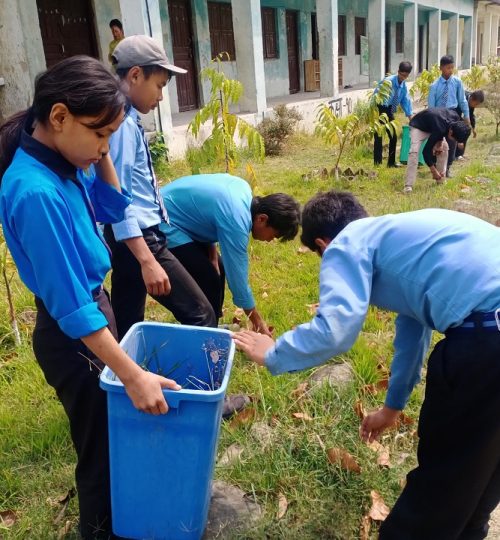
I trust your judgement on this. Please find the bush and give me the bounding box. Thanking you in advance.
[409,64,440,105]
[461,64,488,90]
[484,83,500,136]
[486,56,500,85]
[149,132,169,167]
[257,104,302,156]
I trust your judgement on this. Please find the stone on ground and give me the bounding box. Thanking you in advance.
[309,362,354,390]
[204,481,262,539]
[486,504,500,539]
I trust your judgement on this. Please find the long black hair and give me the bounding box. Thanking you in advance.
[0,55,126,180]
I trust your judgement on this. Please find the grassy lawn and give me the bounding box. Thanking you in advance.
[0,109,499,539]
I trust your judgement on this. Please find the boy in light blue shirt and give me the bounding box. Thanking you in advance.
[428,55,470,177]
[105,35,216,340]
[160,173,301,336]
[235,190,500,539]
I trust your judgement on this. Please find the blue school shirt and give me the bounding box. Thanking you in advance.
[428,75,469,118]
[109,106,165,240]
[376,74,413,117]
[159,174,255,309]
[0,131,131,339]
[264,209,500,410]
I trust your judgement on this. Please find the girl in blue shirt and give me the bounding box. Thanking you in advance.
[0,56,180,539]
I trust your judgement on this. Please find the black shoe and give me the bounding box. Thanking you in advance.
[222,394,251,420]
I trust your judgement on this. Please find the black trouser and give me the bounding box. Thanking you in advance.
[380,327,500,539]
[169,242,226,320]
[446,135,457,170]
[33,289,117,539]
[104,225,216,340]
[374,106,397,166]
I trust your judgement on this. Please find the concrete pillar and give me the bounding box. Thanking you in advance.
[463,16,473,68]
[231,0,266,113]
[404,2,419,80]
[368,0,386,85]
[317,0,339,97]
[118,0,173,132]
[492,15,500,57]
[472,1,478,64]
[447,13,460,65]
[484,12,493,61]
[0,0,45,122]
[428,9,442,67]
[299,11,313,92]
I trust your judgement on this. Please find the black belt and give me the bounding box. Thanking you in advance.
[446,310,500,335]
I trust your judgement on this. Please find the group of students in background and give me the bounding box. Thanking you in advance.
[0,31,498,540]
[374,55,485,193]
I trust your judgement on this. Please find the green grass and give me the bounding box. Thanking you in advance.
[1,110,499,539]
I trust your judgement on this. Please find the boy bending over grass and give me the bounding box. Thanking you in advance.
[234,191,500,539]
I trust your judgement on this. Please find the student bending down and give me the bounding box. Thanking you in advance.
[235,190,500,540]
[404,108,471,193]
[160,173,301,337]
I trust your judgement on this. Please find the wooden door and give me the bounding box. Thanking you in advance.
[37,0,98,68]
[168,0,199,112]
[286,11,300,94]
[385,21,391,75]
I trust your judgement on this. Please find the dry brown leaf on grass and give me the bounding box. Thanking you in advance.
[327,447,361,473]
[306,302,320,315]
[290,382,309,399]
[354,399,367,419]
[397,412,415,427]
[292,412,313,422]
[366,440,391,468]
[57,520,73,539]
[297,245,311,254]
[229,408,256,429]
[277,493,288,520]
[362,378,389,395]
[368,490,390,521]
[0,510,18,528]
[360,514,371,540]
[261,291,269,299]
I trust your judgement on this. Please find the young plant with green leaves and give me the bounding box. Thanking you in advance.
[409,64,441,105]
[0,237,20,346]
[315,105,396,179]
[484,83,500,136]
[486,56,500,85]
[315,80,396,179]
[461,64,489,91]
[187,53,264,176]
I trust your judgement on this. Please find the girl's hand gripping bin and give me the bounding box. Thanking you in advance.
[99,322,235,540]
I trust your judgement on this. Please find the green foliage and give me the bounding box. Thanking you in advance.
[188,53,264,175]
[315,101,397,176]
[257,104,303,156]
[149,132,169,167]
[461,64,488,90]
[409,64,440,105]
[484,83,500,136]
[486,56,500,85]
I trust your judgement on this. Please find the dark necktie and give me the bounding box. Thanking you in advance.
[390,84,400,115]
[440,80,449,107]
[137,118,169,224]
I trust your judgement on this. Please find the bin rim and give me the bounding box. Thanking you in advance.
[99,322,235,403]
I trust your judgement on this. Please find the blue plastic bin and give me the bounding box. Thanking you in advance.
[99,322,235,540]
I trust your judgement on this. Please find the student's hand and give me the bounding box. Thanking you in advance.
[210,258,220,276]
[233,330,275,366]
[360,406,401,442]
[472,128,477,138]
[248,310,273,337]
[407,114,414,122]
[432,141,444,155]
[141,259,171,296]
[429,165,444,181]
[124,370,181,415]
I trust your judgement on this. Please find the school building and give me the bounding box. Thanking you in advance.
[1,0,500,156]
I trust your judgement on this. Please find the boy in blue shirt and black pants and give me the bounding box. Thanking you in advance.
[373,61,413,167]
[235,191,500,539]
[105,35,216,340]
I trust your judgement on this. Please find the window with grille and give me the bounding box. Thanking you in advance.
[208,2,236,60]
[396,22,404,54]
[338,15,347,56]
[261,7,278,59]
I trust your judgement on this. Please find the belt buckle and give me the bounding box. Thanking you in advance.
[495,308,500,331]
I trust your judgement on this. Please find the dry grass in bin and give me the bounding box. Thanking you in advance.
[115,330,230,392]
